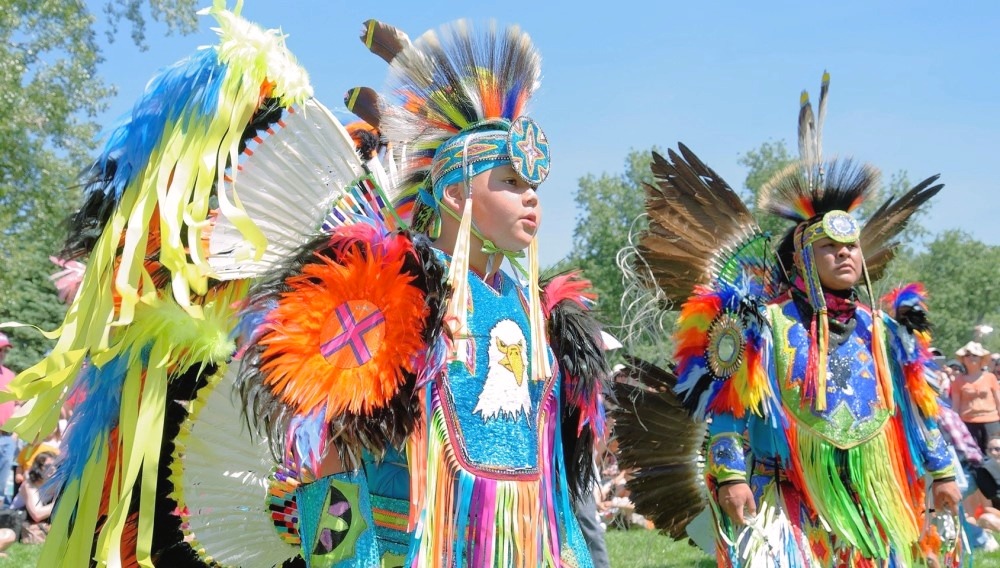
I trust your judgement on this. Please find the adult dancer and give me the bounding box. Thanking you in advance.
[614,74,961,566]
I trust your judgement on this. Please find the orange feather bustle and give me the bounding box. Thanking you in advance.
[677,287,774,418]
[259,241,428,421]
[674,290,719,358]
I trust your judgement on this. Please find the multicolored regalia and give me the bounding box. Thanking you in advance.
[612,75,964,567]
[1,6,607,567]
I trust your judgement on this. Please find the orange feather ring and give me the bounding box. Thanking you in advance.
[259,244,429,421]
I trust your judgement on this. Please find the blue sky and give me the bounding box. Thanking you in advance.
[89,1,1000,267]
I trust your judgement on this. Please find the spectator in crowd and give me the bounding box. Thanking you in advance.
[0,450,57,553]
[951,341,1000,452]
[929,364,1000,550]
[0,334,17,507]
[969,436,1000,544]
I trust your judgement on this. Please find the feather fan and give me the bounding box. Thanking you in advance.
[208,97,366,280]
[611,356,708,539]
[170,366,301,567]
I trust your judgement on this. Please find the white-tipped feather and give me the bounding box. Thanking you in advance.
[209,98,363,279]
[815,71,830,164]
[171,367,299,567]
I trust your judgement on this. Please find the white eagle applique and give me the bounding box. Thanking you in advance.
[474,319,531,422]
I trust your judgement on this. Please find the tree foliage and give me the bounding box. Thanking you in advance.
[737,139,795,239]
[0,1,195,370]
[100,0,197,49]
[892,231,1000,355]
[567,149,655,329]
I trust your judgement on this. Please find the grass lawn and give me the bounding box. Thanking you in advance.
[602,528,1000,568]
[5,532,1000,566]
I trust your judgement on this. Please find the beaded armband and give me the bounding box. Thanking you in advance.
[707,433,747,484]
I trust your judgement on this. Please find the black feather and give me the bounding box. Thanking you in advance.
[611,356,708,540]
[235,229,447,469]
[545,280,611,501]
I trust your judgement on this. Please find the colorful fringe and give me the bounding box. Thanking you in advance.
[674,279,773,420]
[42,283,245,567]
[0,0,310,438]
[788,421,922,562]
[406,386,565,567]
[0,6,313,566]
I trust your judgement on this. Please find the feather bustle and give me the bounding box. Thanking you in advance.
[611,356,707,539]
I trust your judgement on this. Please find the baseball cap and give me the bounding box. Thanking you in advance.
[0,333,10,349]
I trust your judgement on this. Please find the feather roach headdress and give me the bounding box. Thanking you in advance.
[759,72,943,410]
[376,20,552,381]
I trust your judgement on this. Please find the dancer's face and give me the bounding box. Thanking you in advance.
[467,164,542,252]
[813,237,862,291]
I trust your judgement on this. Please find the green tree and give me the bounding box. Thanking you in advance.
[737,139,795,239]
[100,0,197,49]
[900,231,1000,355]
[0,1,196,370]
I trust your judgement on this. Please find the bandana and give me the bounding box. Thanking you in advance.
[792,276,857,324]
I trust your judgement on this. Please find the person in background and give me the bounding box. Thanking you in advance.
[951,341,1000,452]
[969,435,1000,546]
[0,450,57,552]
[0,333,18,507]
[931,364,999,551]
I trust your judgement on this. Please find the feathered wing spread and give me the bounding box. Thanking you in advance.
[639,144,782,303]
[633,144,781,417]
[612,356,707,539]
[617,144,781,538]
[859,174,943,280]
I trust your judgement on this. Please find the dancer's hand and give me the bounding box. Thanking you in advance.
[932,479,961,514]
[716,482,756,524]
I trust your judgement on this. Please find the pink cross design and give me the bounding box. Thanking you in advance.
[321,303,384,366]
